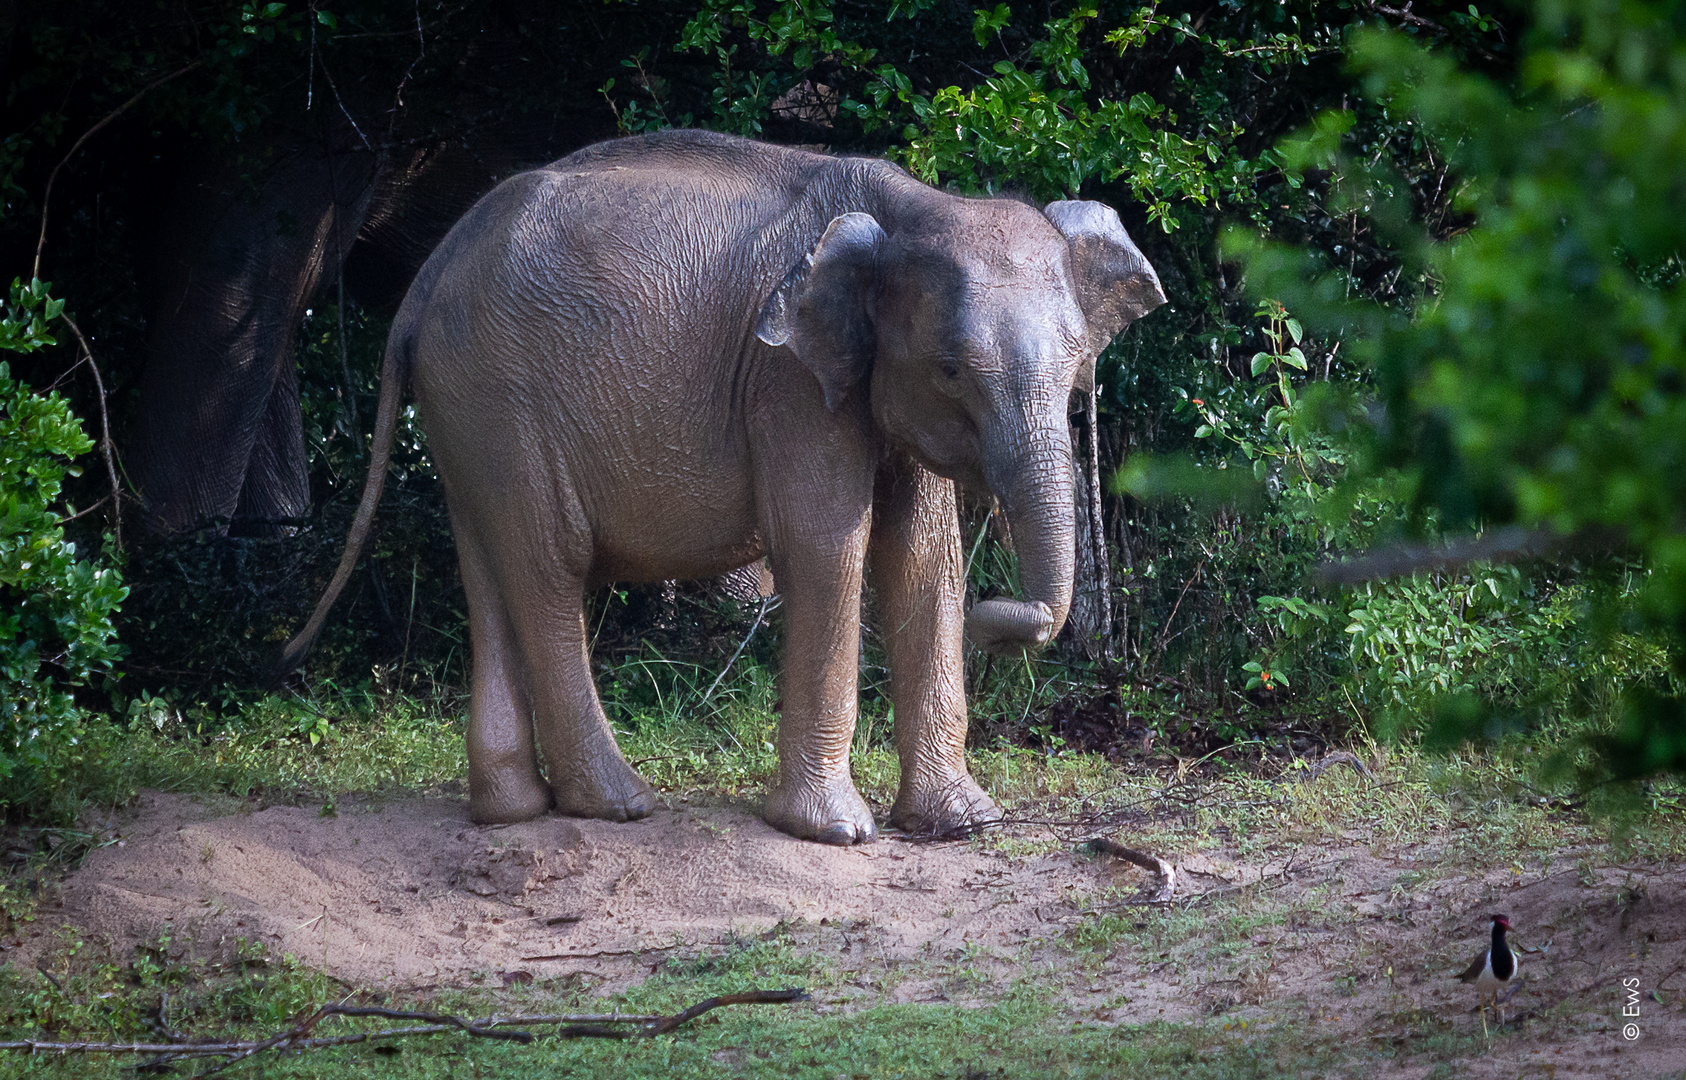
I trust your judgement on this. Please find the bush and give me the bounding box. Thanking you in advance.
[1235,0,1686,784]
[0,280,126,814]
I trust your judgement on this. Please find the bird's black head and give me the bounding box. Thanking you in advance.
[1491,914,1511,930]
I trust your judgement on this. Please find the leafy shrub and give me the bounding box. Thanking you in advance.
[0,280,126,813]
[1236,0,1686,782]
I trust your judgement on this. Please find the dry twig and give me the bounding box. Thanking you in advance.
[55,314,124,548]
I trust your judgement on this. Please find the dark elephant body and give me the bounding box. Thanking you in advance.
[292,129,1163,842]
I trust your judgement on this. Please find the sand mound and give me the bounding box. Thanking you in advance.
[36,791,1117,989]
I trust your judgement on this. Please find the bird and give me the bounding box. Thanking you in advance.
[1456,913,1518,1036]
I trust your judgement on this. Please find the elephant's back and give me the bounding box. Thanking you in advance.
[411,136,831,375]
[402,135,832,581]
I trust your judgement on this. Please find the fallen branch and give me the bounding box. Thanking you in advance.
[519,940,722,961]
[1081,838,1177,904]
[0,989,809,1071]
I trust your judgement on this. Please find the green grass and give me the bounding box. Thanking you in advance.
[33,662,1685,883]
[1,928,1356,1080]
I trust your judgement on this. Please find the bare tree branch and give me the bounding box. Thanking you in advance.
[1313,525,1566,584]
[33,62,203,281]
[1,990,810,1071]
[57,314,124,550]
[1361,3,1500,61]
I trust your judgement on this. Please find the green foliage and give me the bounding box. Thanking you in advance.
[0,931,343,1060]
[836,3,1317,219]
[1113,293,1360,703]
[1234,0,1686,781]
[0,281,125,814]
[1344,568,1579,716]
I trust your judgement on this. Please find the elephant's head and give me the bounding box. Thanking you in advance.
[757,196,1165,654]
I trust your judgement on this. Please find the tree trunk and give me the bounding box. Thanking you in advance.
[1066,391,1114,661]
[1106,410,1134,669]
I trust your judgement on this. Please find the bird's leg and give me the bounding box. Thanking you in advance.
[1480,992,1489,1039]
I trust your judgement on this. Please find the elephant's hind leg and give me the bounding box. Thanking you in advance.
[458,525,549,822]
[457,529,553,824]
[870,458,1001,834]
[493,534,657,823]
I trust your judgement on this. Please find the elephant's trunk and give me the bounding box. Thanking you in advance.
[966,433,1076,655]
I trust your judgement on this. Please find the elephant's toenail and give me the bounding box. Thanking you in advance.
[815,822,874,846]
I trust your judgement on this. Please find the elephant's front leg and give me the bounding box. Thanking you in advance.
[763,514,878,845]
[870,458,1001,834]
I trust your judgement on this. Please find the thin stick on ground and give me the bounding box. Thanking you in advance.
[0,989,810,1072]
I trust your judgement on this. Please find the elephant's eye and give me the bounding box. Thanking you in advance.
[940,361,961,380]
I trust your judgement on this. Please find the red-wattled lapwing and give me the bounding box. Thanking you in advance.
[1456,914,1518,1036]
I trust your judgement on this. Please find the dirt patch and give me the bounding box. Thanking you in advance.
[17,791,1116,990]
[7,789,1683,1076]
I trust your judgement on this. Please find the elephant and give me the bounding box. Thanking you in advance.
[282,129,1164,844]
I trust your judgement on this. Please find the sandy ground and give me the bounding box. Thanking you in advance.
[21,791,1101,989]
[6,789,1683,1076]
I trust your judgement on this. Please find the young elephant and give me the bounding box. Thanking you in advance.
[283,130,1163,844]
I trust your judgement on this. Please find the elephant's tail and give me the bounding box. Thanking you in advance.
[272,333,413,681]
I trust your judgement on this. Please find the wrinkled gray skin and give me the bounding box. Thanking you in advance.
[348,130,1162,843]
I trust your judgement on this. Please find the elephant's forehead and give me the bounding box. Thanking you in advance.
[899,280,1086,362]
[892,251,1077,326]
[897,230,1067,281]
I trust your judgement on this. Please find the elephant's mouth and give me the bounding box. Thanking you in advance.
[915,455,990,496]
[896,424,988,494]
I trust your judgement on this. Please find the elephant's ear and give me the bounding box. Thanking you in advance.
[756,212,885,410]
[1044,201,1167,376]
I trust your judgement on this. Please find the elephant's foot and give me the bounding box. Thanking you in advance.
[551,757,658,823]
[468,763,554,824]
[889,771,1000,836]
[764,773,878,845]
